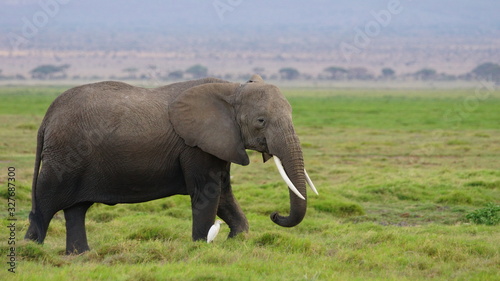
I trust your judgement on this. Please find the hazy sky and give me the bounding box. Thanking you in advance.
[1,0,498,32]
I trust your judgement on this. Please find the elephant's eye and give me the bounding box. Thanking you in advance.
[256,117,266,128]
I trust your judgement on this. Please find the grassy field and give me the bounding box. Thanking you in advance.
[0,84,499,280]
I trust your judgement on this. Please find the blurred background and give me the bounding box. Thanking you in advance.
[1,0,499,84]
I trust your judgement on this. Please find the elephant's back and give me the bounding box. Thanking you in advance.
[44,81,162,116]
[41,81,176,156]
[44,81,167,125]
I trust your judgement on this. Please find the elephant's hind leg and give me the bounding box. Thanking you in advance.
[64,202,93,255]
[25,171,62,244]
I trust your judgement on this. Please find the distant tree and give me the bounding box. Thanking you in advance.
[324,66,347,80]
[30,64,70,79]
[186,64,208,78]
[347,67,373,80]
[471,62,500,82]
[122,67,138,79]
[168,70,184,80]
[381,68,395,78]
[414,68,437,80]
[279,67,300,80]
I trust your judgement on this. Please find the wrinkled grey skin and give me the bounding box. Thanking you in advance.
[25,75,307,254]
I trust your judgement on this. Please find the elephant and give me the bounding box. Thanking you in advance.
[24,74,317,254]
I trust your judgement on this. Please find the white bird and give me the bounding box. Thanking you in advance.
[207,220,224,243]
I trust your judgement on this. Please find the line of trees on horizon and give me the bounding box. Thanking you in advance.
[1,62,499,83]
[304,63,500,82]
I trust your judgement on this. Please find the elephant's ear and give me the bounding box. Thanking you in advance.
[169,83,250,166]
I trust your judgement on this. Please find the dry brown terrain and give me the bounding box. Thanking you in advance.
[2,33,498,82]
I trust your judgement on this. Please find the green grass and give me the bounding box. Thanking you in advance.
[466,203,500,226]
[1,85,499,280]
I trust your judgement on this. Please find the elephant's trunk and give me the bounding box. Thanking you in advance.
[268,123,307,227]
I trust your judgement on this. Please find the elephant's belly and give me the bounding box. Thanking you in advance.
[91,163,189,204]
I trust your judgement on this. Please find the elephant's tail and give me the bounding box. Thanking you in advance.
[30,126,44,213]
[25,125,47,243]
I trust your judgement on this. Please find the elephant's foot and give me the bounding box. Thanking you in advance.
[24,223,39,242]
[228,223,249,238]
[64,202,93,255]
[65,243,90,255]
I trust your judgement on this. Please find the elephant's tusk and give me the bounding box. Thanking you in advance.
[304,169,319,195]
[273,156,306,200]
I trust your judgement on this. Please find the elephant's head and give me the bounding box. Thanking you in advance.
[170,75,317,227]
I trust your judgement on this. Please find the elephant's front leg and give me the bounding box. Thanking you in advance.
[181,148,224,241]
[217,163,249,237]
[190,183,221,241]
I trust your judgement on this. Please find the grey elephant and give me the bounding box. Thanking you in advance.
[24,75,317,254]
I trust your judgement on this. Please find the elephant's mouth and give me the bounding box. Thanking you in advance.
[262,152,272,163]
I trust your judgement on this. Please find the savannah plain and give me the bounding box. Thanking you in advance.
[1,1,500,280]
[0,84,499,280]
